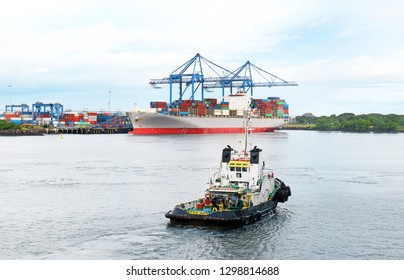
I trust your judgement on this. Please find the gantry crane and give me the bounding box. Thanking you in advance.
[5,104,30,113]
[31,102,64,125]
[149,53,298,104]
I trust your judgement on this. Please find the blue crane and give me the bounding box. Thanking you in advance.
[31,102,64,126]
[208,60,298,97]
[5,104,30,113]
[149,53,298,103]
[150,53,233,104]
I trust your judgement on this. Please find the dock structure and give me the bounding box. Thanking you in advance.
[46,127,132,134]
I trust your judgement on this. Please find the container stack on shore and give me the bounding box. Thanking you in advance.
[0,110,132,129]
[1,112,33,125]
[95,112,131,129]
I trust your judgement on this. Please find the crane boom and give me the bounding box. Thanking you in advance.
[149,53,297,103]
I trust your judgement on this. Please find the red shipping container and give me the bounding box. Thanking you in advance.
[175,100,192,105]
[155,102,167,109]
[197,108,206,114]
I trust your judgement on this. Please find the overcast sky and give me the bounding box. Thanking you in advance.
[1,0,403,115]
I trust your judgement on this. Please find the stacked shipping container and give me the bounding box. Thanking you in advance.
[148,97,289,119]
[250,97,289,119]
[0,110,132,129]
[88,112,97,125]
[0,111,50,125]
[150,102,167,109]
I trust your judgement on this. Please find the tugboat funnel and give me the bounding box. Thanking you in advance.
[250,147,262,164]
[222,146,232,163]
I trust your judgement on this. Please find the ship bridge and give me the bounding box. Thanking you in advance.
[228,160,251,180]
[218,145,264,187]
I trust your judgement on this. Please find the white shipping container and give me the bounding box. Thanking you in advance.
[236,110,244,116]
[224,94,251,110]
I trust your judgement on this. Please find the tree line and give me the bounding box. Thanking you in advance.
[0,120,21,131]
[294,113,404,132]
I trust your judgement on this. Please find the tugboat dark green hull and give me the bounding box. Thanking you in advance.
[165,181,291,227]
[166,199,278,226]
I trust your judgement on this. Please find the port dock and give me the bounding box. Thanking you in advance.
[47,127,131,134]
[1,102,133,135]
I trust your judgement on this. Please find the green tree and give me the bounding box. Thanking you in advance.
[293,113,404,132]
[295,113,316,124]
[0,120,21,131]
[354,118,371,132]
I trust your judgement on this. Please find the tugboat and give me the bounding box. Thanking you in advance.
[165,117,291,226]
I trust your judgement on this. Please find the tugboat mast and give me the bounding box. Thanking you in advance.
[244,109,252,154]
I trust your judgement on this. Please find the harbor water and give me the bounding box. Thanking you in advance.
[0,131,403,260]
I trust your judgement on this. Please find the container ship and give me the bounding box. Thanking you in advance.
[128,53,296,135]
[129,92,289,135]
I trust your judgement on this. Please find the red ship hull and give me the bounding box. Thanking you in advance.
[128,127,276,135]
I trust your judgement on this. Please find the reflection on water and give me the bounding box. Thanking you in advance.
[162,208,292,260]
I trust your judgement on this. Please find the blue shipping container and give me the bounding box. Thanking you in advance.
[10,120,22,125]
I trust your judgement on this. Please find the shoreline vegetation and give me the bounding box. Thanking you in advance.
[0,120,44,136]
[2,113,404,135]
[283,113,404,133]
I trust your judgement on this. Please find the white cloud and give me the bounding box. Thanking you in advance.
[1,0,404,114]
